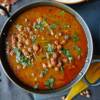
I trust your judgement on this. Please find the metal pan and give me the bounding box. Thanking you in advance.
[0,0,98,94]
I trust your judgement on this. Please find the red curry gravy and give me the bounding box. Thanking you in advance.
[6,6,87,90]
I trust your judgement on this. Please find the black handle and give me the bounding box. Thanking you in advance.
[0,5,10,17]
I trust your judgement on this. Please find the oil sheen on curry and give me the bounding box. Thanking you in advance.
[6,6,87,90]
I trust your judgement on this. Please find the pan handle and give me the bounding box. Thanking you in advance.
[0,5,10,17]
[90,57,100,86]
[83,56,100,87]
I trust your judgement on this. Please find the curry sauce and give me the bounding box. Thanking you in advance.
[6,6,87,90]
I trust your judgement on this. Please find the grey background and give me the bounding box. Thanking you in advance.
[0,0,100,100]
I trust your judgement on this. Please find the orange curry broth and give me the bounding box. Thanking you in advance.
[6,6,87,90]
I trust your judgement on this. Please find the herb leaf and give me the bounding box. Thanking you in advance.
[46,43,54,54]
[40,68,48,77]
[61,48,73,62]
[32,35,36,44]
[33,18,46,31]
[33,22,44,31]
[60,66,64,73]
[63,24,71,29]
[45,77,55,89]
[74,45,81,56]
[13,47,31,66]
[59,11,65,16]
[72,32,79,43]
[50,24,57,30]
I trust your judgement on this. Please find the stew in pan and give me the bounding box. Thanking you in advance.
[6,6,87,90]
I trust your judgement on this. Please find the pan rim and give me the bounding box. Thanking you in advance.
[0,0,93,94]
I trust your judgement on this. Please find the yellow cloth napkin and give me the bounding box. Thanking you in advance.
[65,60,100,100]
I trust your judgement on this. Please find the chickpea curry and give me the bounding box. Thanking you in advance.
[6,6,87,90]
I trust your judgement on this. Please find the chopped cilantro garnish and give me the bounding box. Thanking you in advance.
[63,24,71,29]
[13,47,31,66]
[72,32,79,43]
[45,77,55,89]
[46,43,54,54]
[74,45,81,56]
[50,24,57,30]
[59,11,65,16]
[32,35,36,44]
[61,48,73,62]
